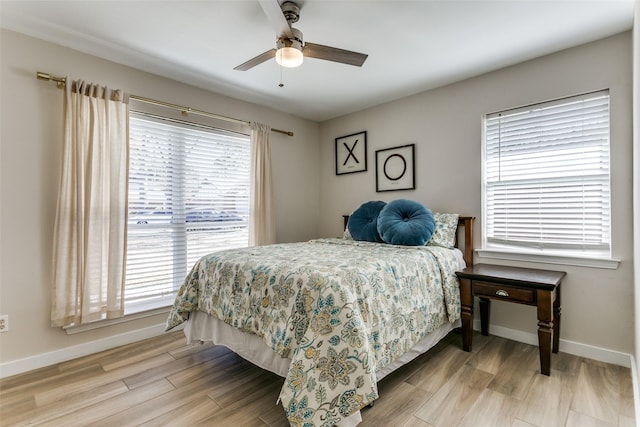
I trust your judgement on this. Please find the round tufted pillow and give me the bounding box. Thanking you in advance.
[377,199,436,246]
[348,200,387,242]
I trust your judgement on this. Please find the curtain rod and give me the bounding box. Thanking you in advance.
[36,71,294,137]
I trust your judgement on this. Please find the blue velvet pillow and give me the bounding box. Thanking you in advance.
[377,199,436,246]
[348,201,387,242]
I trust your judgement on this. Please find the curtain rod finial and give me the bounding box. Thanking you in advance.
[37,71,66,88]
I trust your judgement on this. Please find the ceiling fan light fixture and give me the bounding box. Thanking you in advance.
[234,1,368,71]
[275,27,304,68]
[275,46,303,67]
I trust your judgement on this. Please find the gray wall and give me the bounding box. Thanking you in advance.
[633,0,640,409]
[319,32,634,357]
[0,28,635,373]
[0,30,321,367]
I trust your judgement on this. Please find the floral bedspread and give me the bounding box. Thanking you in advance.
[165,238,462,426]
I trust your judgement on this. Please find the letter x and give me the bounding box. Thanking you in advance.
[343,140,360,166]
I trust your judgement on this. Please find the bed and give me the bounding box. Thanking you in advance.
[166,204,474,426]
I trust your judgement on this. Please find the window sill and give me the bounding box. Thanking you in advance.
[63,306,171,335]
[476,249,620,270]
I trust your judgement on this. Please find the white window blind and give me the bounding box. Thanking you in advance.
[483,90,610,257]
[125,112,250,314]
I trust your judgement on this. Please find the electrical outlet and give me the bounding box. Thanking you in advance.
[0,315,8,333]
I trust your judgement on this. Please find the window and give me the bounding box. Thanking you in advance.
[482,90,611,260]
[125,112,250,314]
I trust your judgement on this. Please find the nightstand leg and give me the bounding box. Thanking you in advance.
[459,278,473,352]
[537,290,553,376]
[553,286,561,353]
[479,297,490,336]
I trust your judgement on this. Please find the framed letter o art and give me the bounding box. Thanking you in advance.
[375,144,415,192]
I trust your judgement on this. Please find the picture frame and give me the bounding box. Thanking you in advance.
[375,144,415,192]
[335,131,367,175]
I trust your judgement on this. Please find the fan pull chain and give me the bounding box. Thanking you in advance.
[279,64,284,87]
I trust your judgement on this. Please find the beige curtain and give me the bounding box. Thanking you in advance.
[249,122,276,246]
[51,79,129,327]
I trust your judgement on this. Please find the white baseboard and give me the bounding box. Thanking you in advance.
[631,355,640,427]
[0,323,182,379]
[0,321,632,379]
[474,320,632,368]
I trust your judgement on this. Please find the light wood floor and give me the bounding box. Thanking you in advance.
[0,329,635,426]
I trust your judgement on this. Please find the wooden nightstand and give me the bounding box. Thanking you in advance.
[455,263,566,376]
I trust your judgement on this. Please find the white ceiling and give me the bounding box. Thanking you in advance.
[0,0,635,122]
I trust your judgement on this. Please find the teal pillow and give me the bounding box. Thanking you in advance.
[348,201,386,242]
[377,199,435,246]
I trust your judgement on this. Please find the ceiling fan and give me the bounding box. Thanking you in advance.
[234,0,368,71]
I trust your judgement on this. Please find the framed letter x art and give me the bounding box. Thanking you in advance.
[376,144,415,192]
[335,131,367,175]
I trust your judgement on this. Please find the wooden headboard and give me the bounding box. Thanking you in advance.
[456,216,474,266]
[342,214,475,266]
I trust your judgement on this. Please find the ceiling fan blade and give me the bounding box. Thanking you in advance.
[234,49,277,71]
[258,0,293,39]
[303,42,368,67]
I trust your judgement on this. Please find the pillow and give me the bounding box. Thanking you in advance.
[343,227,353,240]
[377,199,436,246]
[428,213,460,249]
[347,201,387,242]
